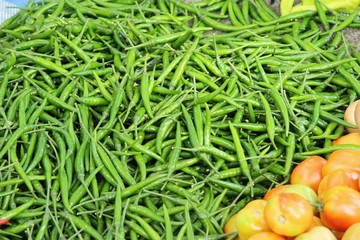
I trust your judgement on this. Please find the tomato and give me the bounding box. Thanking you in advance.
[317,169,359,199]
[332,132,360,146]
[235,199,270,240]
[294,226,337,240]
[309,216,323,228]
[247,231,286,240]
[264,185,291,200]
[322,150,360,176]
[282,184,318,213]
[223,214,239,239]
[264,193,314,237]
[342,222,360,240]
[264,184,318,214]
[320,186,360,232]
[290,156,327,193]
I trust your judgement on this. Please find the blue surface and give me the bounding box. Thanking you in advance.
[0,0,32,24]
[0,1,19,24]
[6,0,29,6]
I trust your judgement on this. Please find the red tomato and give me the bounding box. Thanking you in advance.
[294,226,337,240]
[320,186,360,232]
[290,156,327,193]
[264,193,314,237]
[247,231,286,240]
[332,133,360,146]
[223,214,239,239]
[317,169,359,200]
[322,150,360,176]
[342,222,360,240]
[235,199,270,240]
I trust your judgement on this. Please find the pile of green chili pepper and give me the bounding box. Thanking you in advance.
[0,0,359,239]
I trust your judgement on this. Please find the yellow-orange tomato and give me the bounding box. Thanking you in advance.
[294,226,337,240]
[332,133,360,146]
[247,231,286,240]
[264,193,314,237]
[322,150,360,176]
[286,217,324,240]
[223,214,239,239]
[290,156,327,193]
[235,199,270,240]
[342,222,360,240]
[317,169,359,199]
[309,216,324,228]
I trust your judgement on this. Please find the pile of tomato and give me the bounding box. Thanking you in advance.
[224,129,360,239]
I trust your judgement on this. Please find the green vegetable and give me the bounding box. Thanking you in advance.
[0,0,359,238]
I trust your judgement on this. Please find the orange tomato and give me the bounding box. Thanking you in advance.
[309,216,323,228]
[290,156,327,193]
[322,150,360,176]
[264,185,291,200]
[294,226,337,240]
[264,184,318,214]
[332,132,360,146]
[321,186,360,232]
[235,199,270,240]
[247,231,286,240]
[342,222,360,240]
[264,193,314,237]
[317,169,359,199]
[223,214,239,239]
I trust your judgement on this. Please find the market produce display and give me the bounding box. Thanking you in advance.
[224,131,360,239]
[0,0,359,239]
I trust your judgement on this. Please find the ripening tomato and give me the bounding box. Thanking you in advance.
[320,186,360,232]
[235,199,270,240]
[282,184,318,213]
[264,185,291,200]
[309,216,324,228]
[263,184,291,200]
[264,184,318,214]
[317,169,359,199]
[285,216,324,240]
[332,132,360,146]
[322,150,360,176]
[290,156,327,193]
[223,214,239,239]
[342,222,360,240]
[294,226,337,240]
[247,231,286,240]
[264,193,314,237]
